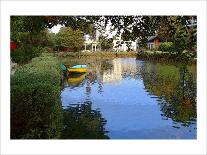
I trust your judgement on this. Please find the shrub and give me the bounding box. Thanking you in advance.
[158,42,173,52]
[43,47,54,53]
[11,45,42,63]
[171,37,187,54]
[11,46,26,63]
[11,54,63,139]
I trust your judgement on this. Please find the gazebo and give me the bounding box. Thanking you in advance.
[84,40,97,52]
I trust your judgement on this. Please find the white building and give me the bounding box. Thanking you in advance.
[84,30,139,52]
[102,58,137,83]
[83,30,101,52]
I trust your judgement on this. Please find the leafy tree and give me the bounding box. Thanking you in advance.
[98,16,196,50]
[11,29,56,63]
[11,15,196,53]
[98,35,113,51]
[55,27,84,51]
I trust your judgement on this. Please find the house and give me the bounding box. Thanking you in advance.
[83,30,100,52]
[84,39,97,52]
[147,31,164,50]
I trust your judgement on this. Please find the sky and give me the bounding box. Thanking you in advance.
[49,24,63,34]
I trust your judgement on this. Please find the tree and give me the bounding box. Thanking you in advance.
[98,35,113,51]
[11,16,196,52]
[55,27,84,51]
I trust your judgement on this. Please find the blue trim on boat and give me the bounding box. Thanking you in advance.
[71,65,87,68]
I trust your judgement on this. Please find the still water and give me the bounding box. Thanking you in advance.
[61,58,197,139]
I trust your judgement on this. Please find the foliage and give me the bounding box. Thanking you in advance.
[62,101,109,139]
[11,54,63,139]
[10,16,58,34]
[136,51,196,63]
[55,27,84,51]
[11,45,43,63]
[11,16,196,50]
[98,35,113,51]
[171,25,187,54]
[11,30,56,63]
[186,26,197,51]
[11,17,56,63]
[158,42,173,52]
[59,16,97,34]
[125,41,132,52]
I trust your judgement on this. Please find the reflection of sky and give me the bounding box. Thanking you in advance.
[61,58,196,139]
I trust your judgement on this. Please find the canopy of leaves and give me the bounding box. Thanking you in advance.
[55,27,84,51]
[11,15,197,51]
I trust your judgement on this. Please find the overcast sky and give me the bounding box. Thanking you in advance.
[49,24,63,34]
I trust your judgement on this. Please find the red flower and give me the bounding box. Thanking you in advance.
[11,41,17,51]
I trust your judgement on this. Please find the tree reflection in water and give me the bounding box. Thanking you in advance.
[62,101,109,139]
[141,63,196,128]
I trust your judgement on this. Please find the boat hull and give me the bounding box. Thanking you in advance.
[68,68,87,73]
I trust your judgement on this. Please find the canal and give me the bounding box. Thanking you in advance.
[60,57,197,139]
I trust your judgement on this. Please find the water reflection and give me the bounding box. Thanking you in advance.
[61,58,197,139]
[62,101,109,139]
[100,58,138,83]
[141,63,197,128]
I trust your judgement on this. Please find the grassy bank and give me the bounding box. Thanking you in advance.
[56,51,137,59]
[56,50,196,64]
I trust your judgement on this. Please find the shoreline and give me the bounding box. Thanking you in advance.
[56,51,197,64]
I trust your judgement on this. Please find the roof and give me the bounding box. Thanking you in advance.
[147,35,164,42]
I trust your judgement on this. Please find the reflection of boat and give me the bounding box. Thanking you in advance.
[68,65,87,73]
[67,72,88,85]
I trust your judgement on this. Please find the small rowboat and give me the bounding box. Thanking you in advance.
[68,65,88,73]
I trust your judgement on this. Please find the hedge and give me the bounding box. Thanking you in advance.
[158,42,173,52]
[11,53,63,139]
[11,45,43,64]
[136,51,196,64]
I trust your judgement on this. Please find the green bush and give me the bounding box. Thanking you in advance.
[171,38,187,54]
[11,45,42,63]
[158,42,173,52]
[11,46,26,63]
[11,54,63,139]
